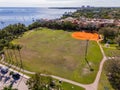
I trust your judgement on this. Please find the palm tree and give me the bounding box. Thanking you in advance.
[26,73,62,90]
[5,43,12,66]
[11,44,19,67]
[8,43,15,65]
[27,73,50,90]
[16,44,22,69]
[8,44,20,70]
[15,44,24,88]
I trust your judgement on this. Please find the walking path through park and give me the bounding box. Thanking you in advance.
[0,41,108,90]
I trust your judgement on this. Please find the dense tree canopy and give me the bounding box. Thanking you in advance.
[0,23,27,51]
[3,86,17,90]
[28,20,102,32]
[99,27,118,43]
[106,59,120,90]
[26,73,62,90]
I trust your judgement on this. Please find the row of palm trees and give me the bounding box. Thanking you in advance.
[0,23,27,90]
[1,43,23,90]
[3,43,63,90]
[4,43,23,71]
[0,23,26,69]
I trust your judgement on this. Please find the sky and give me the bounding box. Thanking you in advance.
[0,0,120,7]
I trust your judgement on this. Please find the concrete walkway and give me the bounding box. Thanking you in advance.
[0,41,107,90]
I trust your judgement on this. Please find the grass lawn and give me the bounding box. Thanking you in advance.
[11,28,102,84]
[101,43,120,57]
[62,82,85,90]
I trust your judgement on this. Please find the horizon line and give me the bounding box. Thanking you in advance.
[0,6,120,8]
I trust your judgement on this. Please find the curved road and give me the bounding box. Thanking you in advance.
[0,41,107,90]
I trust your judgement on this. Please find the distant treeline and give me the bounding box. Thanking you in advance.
[49,7,120,10]
[28,20,116,32]
[49,7,81,9]
[28,20,79,31]
[62,7,120,19]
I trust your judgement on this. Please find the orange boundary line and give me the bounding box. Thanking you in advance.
[72,32,99,41]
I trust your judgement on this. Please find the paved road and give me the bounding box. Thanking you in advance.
[0,41,107,90]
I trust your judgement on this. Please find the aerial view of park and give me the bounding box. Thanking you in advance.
[0,0,120,90]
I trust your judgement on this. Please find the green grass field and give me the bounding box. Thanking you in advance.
[62,82,85,90]
[11,28,102,84]
[101,43,120,57]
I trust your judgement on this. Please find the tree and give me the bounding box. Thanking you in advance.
[99,27,118,43]
[12,44,19,66]
[26,73,62,90]
[7,43,15,65]
[115,35,120,47]
[4,43,13,65]
[3,86,17,90]
[16,44,22,69]
[106,59,120,90]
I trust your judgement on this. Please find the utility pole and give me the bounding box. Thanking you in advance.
[85,40,89,58]
[84,40,94,71]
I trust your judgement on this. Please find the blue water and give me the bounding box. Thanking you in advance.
[0,7,76,29]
